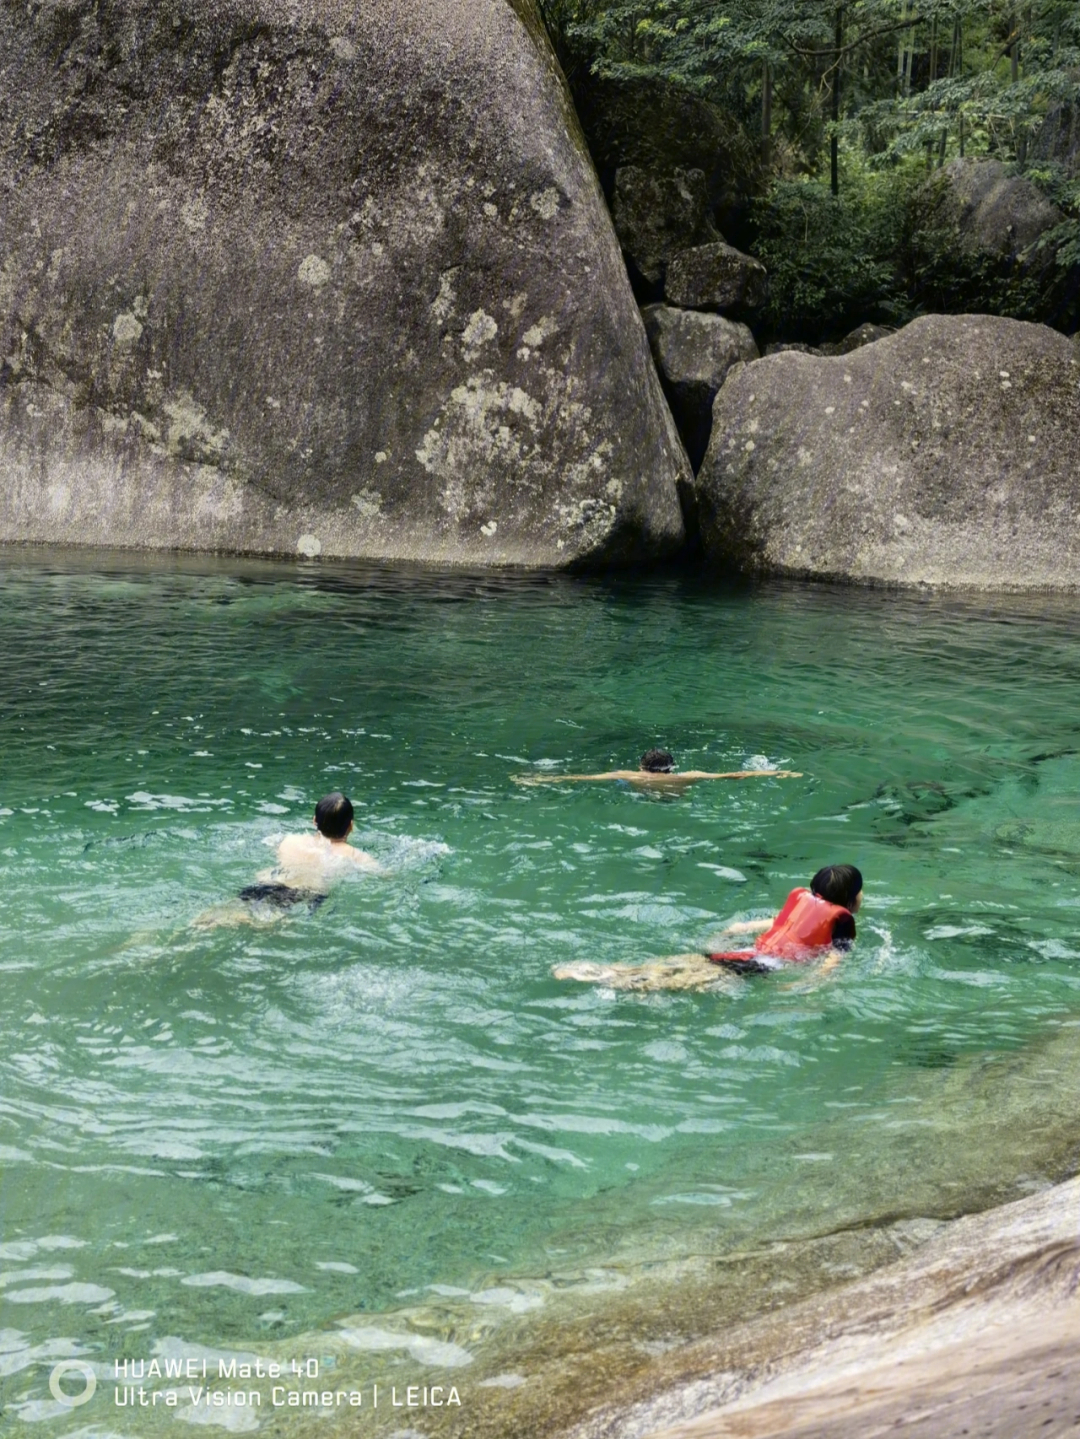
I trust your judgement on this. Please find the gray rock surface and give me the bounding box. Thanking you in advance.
[642,305,758,472]
[665,242,768,313]
[0,0,688,567]
[820,322,895,355]
[918,157,1062,259]
[697,314,1080,587]
[611,167,719,291]
[763,342,822,357]
[1033,98,1080,177]
[630,1173,1080,1439]
[571,75,757,219]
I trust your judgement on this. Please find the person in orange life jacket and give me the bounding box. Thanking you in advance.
[708,864,863,976]
[551,864,861,992]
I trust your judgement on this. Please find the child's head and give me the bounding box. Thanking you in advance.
[810,864,863,911]
[315,791,354,840]
[640,749,675,773]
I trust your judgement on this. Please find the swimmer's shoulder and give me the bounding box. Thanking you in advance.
[277,832,323,863]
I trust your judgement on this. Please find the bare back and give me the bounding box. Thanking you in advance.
[273,832,382,889]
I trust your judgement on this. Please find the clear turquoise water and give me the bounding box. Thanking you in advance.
[4,550,1080,1423]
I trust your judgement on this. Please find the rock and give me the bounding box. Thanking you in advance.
[916,157,1062,261]
[909,159,1076,329]
[0,0,688,568]
[570,74,758,222]
[820,323,895,356]
[664,242,768,314]
[1032,98,1080,177]
[635,1173,1080,1439]
[697,314,1080,587]
[642,305,758,473]
[763,342,823,357]
[611,167,719,294]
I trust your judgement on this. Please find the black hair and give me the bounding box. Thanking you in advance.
[810,864,863,909]
[315,791,354,840]
[640,749,675,773]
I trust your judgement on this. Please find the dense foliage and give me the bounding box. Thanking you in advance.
[539,0,1080,335]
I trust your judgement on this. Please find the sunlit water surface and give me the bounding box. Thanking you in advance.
[4,550,1080,1430]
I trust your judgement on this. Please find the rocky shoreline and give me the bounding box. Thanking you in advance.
[568,1170,1080,1439]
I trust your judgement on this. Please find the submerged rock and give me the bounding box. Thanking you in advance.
[664,242,768,314]
[0,0,688,567]
[641,306,758,473]
[611,167,720,293]
[697,314,1080,588]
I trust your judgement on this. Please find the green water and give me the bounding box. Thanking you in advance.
[4,549,1080,1427]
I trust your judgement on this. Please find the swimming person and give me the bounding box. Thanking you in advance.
[553,864,862,991]
[515,748,802,791]
[196,791,385,927]
[705,864,862,975]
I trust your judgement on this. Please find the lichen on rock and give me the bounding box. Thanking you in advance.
[0,0,688,568]
[697,314,1080,589]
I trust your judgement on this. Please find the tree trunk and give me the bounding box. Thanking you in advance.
[956,17,964,157]
[762,60,772,168]
[926,15,938,170]
[831,6,842,197]
[897,2,908,94]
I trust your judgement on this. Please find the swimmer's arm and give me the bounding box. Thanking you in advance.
[717,918,773,937]
[512,771,627,785]
[680,770,803,780]
[777,949,844,990]
[346,846,390,876]
[817,949,843,976]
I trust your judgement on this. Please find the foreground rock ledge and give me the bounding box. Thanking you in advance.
[570,1173,1080,1439]
[698,314,1080,588]
[0,0,687,567]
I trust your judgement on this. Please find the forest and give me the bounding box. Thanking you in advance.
[538,0,1080,339]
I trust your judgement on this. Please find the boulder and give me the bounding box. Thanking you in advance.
[820,323,896,356]
[915,157,1061,261]
[0,0,688,568]
[610,167,719,294]
[764,342,823,357]
[665,242,768,314]
[1032,99,1080,178]
[697,314,1080,588]
[909,160,1076,329]
[569,74,758,221]
[641,305,758,472]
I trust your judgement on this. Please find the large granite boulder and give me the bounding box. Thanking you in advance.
[820,322,896,356]
[919,157,1062,259]
[908,157,1077,326]
[569,74,758,222]
[0,0,688,567]
[641,305,758,472]
[665,242,768,314]
[1032,99,1080,177]
[610,167,719,294]
[697,314,1080,587]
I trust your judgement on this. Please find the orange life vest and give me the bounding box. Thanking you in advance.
[708,888,854,967]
